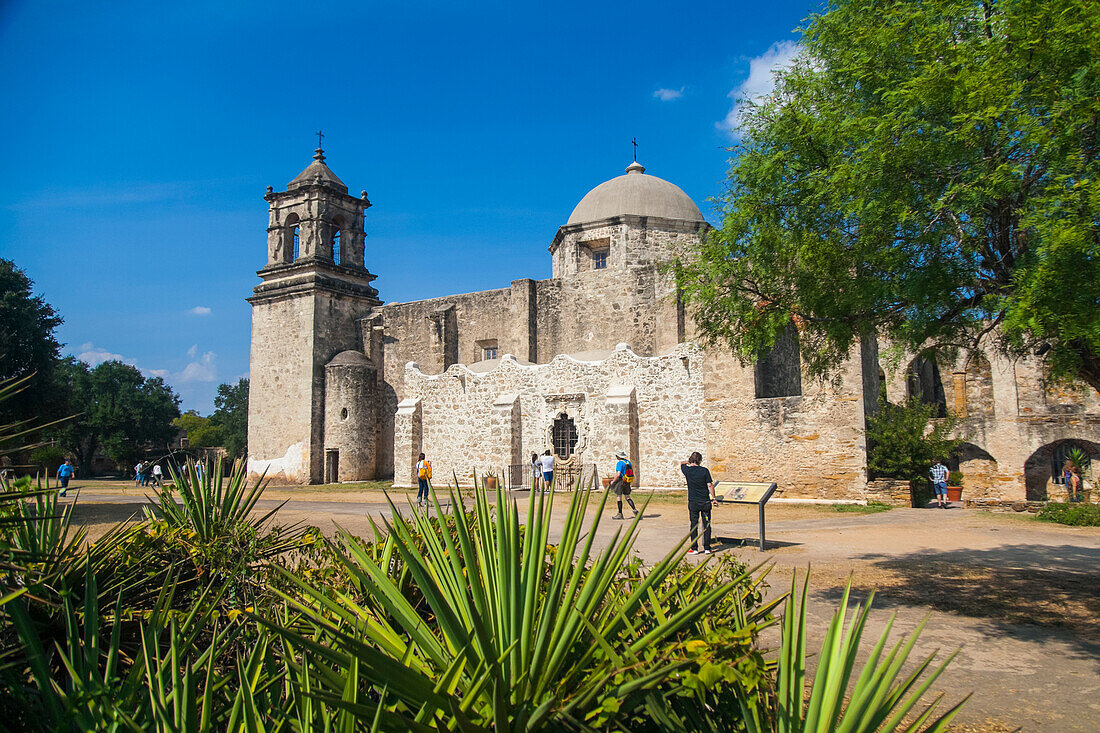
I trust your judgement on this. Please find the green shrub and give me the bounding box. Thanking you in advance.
[1036,502,1100,526]
[865,398,962,482]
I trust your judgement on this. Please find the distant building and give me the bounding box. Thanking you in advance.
[247,149,1100,502]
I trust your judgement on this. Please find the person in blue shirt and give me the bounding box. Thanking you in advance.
[610,449,638,520]
[57,459,75,497]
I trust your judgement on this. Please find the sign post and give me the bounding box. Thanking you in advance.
[713,481,778,550]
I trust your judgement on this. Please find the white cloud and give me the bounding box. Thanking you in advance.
[187,344,198,359]
[653,87,685,102]
[77,342,136,368]
[719,40,802,136]
[188,306,212,316]
[178,351,218,383]
[147,369,170,378]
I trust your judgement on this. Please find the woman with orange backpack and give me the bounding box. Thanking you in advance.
[416,453,432,508]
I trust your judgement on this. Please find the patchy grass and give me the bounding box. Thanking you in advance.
[832,501,892,514]
[1036,502,1100,526]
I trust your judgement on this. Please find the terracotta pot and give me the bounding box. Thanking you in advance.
[602,477,613,489]
[485,477,498,490]
[946,486,963,502]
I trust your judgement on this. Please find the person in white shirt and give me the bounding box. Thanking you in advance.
[539,450,555,493]
[151,463,163,487]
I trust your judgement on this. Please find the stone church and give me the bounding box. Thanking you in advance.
[247,148,1100,502]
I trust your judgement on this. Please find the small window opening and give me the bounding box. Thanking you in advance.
[292,226,300,260]
[476,338,499,361]
[552,413,579,458]
[755,322,803,398]
[906,354,947,417]
[340,407,349,420]
[592,250,608,269]
[333,230,341,264]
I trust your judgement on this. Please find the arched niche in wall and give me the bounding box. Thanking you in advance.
[1023,438,1100,501]
[964,353,995,418]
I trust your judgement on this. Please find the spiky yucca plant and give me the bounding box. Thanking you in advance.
[263,481,777,730]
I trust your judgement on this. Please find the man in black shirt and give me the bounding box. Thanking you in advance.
[680,452,718,555]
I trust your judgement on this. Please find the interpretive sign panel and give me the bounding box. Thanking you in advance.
[713,481,778,550]
[718,482,775,504]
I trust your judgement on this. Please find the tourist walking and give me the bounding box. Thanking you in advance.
[1064,460,1081,502]
[610,449,638,519]
[134,461,144,486]
[531,452,541,491]
[539,450,555,493]
[57,459,75,497]
[680,452,717,554]
[416,453,432,508]
[151,462,163,488]
[929,460,949,508]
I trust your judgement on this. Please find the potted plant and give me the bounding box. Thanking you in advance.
[946,471,963,503]
[483,471,499,490]
[1066,447,1092,503]
[602,476,613,489]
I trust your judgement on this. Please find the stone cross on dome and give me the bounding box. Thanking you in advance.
[632,137,638,162]
[314,130,325,162]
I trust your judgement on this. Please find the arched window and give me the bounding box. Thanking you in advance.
[283,211,301,259]
[552,413,578,458]
[755,321,802,398]
[906,354,946,417]
[333,229,341,265]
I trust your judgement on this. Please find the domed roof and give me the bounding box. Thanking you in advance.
[288,149,348,193]
[327,350,371,367]
[566,161,704,226]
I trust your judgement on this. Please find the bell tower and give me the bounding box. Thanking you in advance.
[246,145,381,484]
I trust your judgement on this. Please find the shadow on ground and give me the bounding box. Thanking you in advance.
[67,501,143,526]
[816,543,1100,660]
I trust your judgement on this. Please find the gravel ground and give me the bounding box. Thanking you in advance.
[61,482,1100,732]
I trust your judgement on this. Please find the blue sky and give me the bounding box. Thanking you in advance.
[0,0,814,413]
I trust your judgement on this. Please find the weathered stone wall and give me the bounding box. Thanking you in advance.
[247,269,378,484]
[391,344,707,488]
[880,346,1100,502]
[247,294,317,484]
[700,345,870,500]
[323,360,378,481]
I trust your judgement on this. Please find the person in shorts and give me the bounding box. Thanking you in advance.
[531,452,541,491]
[929,460,949,508]
[610,449,638,519]
[57,459,75,497]
[680,452,717,554]
[539,450,555,493]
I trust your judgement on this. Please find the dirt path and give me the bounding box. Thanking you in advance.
[63,484,1100,731]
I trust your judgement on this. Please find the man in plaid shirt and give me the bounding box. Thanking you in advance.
[929,460,949,508]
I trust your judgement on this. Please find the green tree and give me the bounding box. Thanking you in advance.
[211,378,247,459]
[679,0,1100,391]
[54,359,181,474]
[865,398,963,483]
[0,259,64,426]
[173,411,224,448]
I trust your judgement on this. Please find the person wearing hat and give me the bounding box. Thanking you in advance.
[610,449,638,520]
